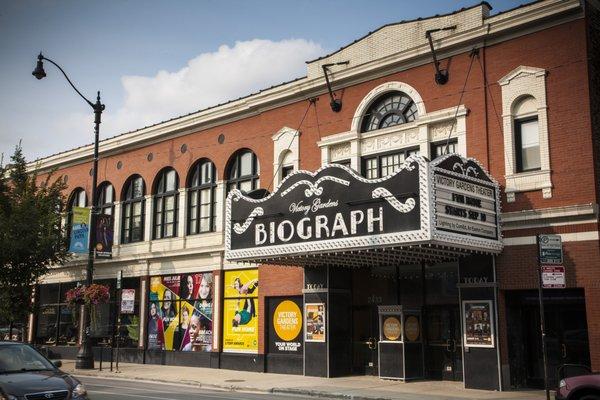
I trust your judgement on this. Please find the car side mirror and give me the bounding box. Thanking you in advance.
[51,360,62,368]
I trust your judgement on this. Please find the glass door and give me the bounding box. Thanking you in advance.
[425,305,463,381]
[352,305,379,375]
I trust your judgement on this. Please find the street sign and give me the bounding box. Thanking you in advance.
[538,234,562,264]
[541,265,566,288]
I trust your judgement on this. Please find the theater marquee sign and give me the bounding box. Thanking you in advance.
[225,154,502,263]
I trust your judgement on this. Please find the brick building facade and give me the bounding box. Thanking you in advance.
[23,0,600,391]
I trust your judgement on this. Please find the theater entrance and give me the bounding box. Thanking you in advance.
[424,305,463,381]
[351,267,398,376]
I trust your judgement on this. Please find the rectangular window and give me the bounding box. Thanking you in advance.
[281,165,294,178]
[515,118,541,172]
[431,140,458,159]
[362,148,419,179]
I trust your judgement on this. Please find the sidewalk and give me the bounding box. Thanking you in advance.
[61,360,548,400]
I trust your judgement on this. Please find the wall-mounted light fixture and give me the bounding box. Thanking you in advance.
[322,61,349,112]
[425,26,456,85]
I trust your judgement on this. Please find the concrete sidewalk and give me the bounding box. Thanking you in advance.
[61,360,548,400]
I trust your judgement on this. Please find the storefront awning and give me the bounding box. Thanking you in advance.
[225,154,502,267]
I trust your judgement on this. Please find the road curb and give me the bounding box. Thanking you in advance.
[72,370,395,400]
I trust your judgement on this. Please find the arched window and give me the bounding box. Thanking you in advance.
[226,150,260,193]
[280,150,294,179]
[153,168,178,239]
[187,159,216,235]
[360,92,419,133]
[513,96,540,172]
[96,182,115,215]
[66,188,86,239]
[121,175,145,244]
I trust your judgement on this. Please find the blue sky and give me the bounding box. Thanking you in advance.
[0,0,529,162]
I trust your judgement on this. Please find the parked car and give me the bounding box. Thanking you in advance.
[556,364,600,400]
[0,342,88,400]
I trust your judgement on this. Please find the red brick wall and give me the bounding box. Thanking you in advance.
[257,265,303,354]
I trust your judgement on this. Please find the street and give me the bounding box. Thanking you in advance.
[79,376,316,400]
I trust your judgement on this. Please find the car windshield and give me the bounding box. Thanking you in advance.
[0,344,55,373]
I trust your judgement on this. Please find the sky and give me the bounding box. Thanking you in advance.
[0,0,529,163]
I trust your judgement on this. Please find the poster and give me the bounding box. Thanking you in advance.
[120,289,135,314]
[94,214,114,259]
[223,269,259,353]
[462,300,494,348]
[68,207,90,253]
[304,303,325,342]
[148,272,214,351]
[269,297,302,353]
[382,316,401,341]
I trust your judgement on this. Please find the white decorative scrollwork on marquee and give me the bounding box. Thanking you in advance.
[233,207,264,234]
[452,162,479,178]
[371,187,416,213]
[280,176,350,198]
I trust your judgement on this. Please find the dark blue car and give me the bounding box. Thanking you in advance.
[0,342,88,400]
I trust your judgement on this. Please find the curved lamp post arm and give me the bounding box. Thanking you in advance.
[37,53,97,110]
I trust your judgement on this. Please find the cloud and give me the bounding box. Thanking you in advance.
[105,38,325,135]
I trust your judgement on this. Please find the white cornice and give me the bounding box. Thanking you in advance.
[29,0,583,173]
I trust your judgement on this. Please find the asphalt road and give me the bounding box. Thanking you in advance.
[79,376,315,400]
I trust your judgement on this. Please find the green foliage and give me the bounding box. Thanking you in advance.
[126,315,140,341]
[0,144,69,324]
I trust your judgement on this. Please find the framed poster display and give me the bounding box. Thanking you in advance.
[304,303,325,342]
[462,300,494,348]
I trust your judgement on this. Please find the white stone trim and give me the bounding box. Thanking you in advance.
[272,126,300,187]
[504,231,599,246]
[499,65,552,202]
[318,102,467,172]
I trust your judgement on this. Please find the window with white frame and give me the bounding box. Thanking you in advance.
[187,159,216,234]
[499,66,551,201]
[362,148,419,179]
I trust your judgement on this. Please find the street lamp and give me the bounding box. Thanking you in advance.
[33,52,105,369]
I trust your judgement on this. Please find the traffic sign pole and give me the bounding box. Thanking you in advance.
[537,235,551,400]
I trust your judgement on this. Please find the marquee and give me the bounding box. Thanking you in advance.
[225,154,502,267]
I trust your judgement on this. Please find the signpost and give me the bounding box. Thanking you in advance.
[537,234,564,400]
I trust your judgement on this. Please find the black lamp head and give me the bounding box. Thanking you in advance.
[32,53,46,80]
[330,99,342,113]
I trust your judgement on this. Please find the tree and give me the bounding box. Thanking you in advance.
[0,144,69,329]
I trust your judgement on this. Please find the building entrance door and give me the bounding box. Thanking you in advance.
[507,289,590,388]
[352,305,379,376]
[424,305,463,381]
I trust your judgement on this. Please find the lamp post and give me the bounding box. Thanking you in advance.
[33,52,105,369]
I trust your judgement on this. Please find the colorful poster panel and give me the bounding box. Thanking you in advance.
[223,269,259,353]
[305,303,325,342]
[94,214,114,259]
[462,300,494,348]
[181,273,214,352]
[69,207,90,253]
[268,297,302,354]
[223,269,259,299]
[148,273,214,351]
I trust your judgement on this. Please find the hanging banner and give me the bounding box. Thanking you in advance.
[120,289,135,314]
[268,297,302,353]
[69,207,90,253]
[95,214,114,259]
[305,303,325,342]
[148,272,214,351]
[222,269,259,353]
